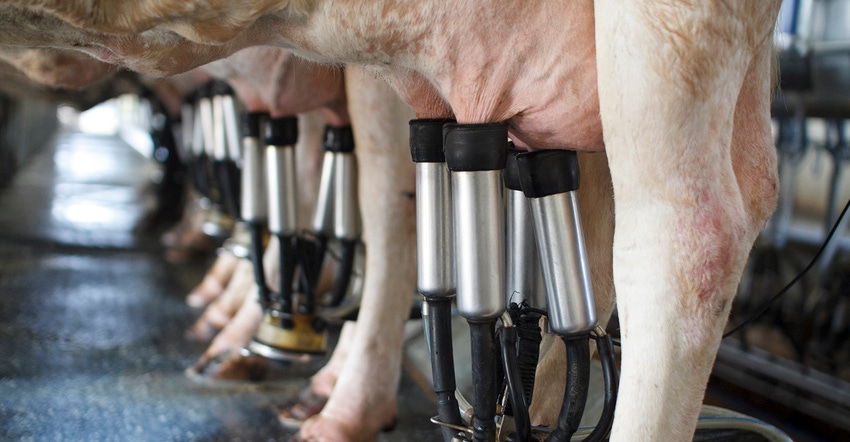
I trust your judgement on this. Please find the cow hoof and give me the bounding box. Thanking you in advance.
[164,243,212,264]
[184,320,219,342]
[186,282,224,308]
[292,414,397,442]
[186,350,269,381]
[275,390,329,429]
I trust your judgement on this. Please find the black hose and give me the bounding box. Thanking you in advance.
[515,311,542,408]
[295,234,327,314]
[500,326,531,442]
[191,154,213,200]
[213,160,240,219]
[248,221,271,307]
[546,335,590,442]
[226,161,241,214]
[582,333,618,442]
[325,238,358,307]
[469,320,498,442]
[425,298,464,441]
[277,234,297,329]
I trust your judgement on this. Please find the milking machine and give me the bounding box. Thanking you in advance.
[238,111,273,318]
[410,119,463,442]
[178,87,218,231]
[249,116,327,358]
[196,83,233,239]
[208,82,252,259]
[239,111,322,360]
[307,125,361,309]
[502,148,545,424]
[444,122,508,442]
[415,121,617,441]
[179,90,211,206]
[515,150,617,442]
[246,121,363,360]
[210,81,243,223]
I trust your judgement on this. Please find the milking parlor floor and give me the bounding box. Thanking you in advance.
[0,130,440,442]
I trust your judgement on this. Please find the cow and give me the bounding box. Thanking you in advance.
[184,54,421,440]
[0,41,417,436]
[181,47,378,384]
[0,1,783,440]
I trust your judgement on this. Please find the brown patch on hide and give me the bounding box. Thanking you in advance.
[639,0,781,100]
[10,48,117,89]
[13,0,316,44]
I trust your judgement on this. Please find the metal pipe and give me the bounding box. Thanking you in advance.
[451,170,505,320]
[311,151,336,237]
[516,150,596,335]
[504,149,545,309]
[333,152,361,240]
[212,94,227,161]
[221,94,242,162]
[198,93,216,159]
[417,163,455,295]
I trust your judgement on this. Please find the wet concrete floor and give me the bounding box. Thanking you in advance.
[0,131,441,441]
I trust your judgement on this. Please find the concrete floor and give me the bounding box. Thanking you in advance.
[0,130,440,441]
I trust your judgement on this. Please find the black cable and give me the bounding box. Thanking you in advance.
[424,298,463,442]
[295,234,326,314]
[248,221,271,307]
[546,336,590,442]
[277,234,297,329]
[500,325,531,442]
[724,195,850,339]
[469,320,498,442]
[583,333,619,442]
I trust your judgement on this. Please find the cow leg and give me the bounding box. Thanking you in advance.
[186,257,255,342]
[297,66,416,441]
[187,281,268,380]
[594,2,780,440]
[186,251,241,308]
[311,320,357,397]
[274,321,356,427]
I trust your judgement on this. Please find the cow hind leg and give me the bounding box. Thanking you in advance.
[186,251,241,308]
[296,66,417,441]
[186,258,254,342]
[594,2,780,440]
